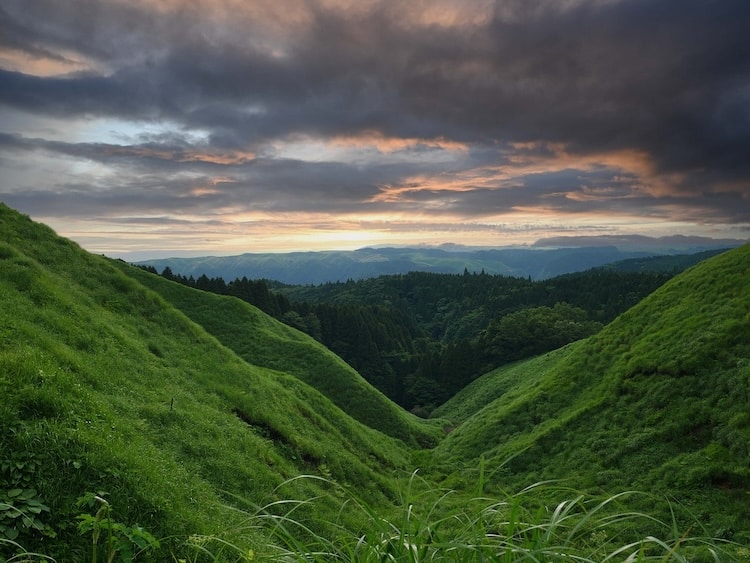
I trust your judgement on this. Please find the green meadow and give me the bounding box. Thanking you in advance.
[1,203,747,561]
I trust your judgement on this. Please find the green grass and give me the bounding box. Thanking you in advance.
[429,245,750,541]
[174,474,744,562]
[432,345,574,424]
[118,263,444,448]
[0,205,415,559]
[1,204,747,560]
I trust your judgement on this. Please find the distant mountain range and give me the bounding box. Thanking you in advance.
[135,235,745,284]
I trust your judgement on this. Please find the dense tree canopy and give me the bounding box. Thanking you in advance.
[143,265,672,412]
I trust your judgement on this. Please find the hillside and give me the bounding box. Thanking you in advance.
[137,248,726,414]
[1,204,747,560]
[432,345,574,424]
[278,269,673,341]
[116,262,442,447]
[430,245,750,541]
[0,204,420,559]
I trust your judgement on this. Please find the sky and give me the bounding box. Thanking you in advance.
[1,0,749,258]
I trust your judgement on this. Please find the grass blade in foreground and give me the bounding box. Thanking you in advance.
[186,475,742,562]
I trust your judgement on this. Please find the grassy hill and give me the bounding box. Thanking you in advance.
[432,345,574,424]
[1,204,746,560]
[0,204,421,559]
[430,244,750,541]
[116,262,443,447]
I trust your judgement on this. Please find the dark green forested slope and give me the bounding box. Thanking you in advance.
[118,262,443,447]
[431,245,750,540]
[601,248,729,273]
[269,269,671,409]
[279,268,670,342]
[146,253,701,413]
[0,204,415,559]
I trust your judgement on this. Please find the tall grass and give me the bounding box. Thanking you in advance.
[181,473,741,562]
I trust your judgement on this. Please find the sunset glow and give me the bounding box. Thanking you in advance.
[1,0,748,258]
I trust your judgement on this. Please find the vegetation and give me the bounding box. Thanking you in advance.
[120,263,442,447]
[176,474,741,562]
[0,203,747,560]
[430,244,750,544]
[0,204,416,559]
[600,248,729,274]
[145,264,671,411]
[432,346,573,424]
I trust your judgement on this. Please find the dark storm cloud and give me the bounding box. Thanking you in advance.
[3,2,746,134]
[0,131,417,217]
[0,0,748,227]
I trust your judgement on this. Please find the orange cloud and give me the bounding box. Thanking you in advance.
[0,47,101,77]
[506,141,654,177]
[329,130,468,153]
[390,0,494,28]
[185,176,236,197]
[369,141,692,209]
[370,166,516,204]
[502,142,700,199]
[563,186,631,202]
[100,145,256,165]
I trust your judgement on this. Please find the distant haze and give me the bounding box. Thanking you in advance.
[135,240,743,285]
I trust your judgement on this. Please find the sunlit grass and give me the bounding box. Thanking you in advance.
[430,245,750,541]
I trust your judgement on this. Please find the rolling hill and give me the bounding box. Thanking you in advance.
[1,203,747,560]
[116,262,442,447]
[430,244,750,541]
[0,204,427,559]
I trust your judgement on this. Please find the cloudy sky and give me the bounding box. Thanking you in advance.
[1,0,749,258]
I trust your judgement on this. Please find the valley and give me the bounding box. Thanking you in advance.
[1,203,748,561]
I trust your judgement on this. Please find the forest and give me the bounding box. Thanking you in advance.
[142,265,674,412]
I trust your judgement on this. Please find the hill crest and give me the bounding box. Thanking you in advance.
[431,244,750,537]
[0,204,428,557]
